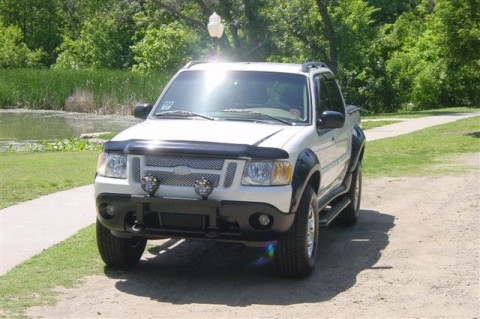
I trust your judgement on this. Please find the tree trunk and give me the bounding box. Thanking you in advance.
[315,0,338,75]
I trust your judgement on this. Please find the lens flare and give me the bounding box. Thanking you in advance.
[249,244,276,268]
[266,244,275,258]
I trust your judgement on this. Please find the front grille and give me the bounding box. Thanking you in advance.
[146,155,224,169]
[131,155,238,188]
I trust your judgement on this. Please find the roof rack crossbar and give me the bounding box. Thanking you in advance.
[301,62,328,72]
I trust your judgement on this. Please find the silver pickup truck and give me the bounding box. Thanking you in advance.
[95,61,365,278]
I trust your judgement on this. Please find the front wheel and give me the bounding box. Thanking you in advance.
[96,219,147,268]
[275,185,319,278]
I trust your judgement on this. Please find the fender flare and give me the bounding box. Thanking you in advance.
[349,125,366,172]
[290,149,321,213]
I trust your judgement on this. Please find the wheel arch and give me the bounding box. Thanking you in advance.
[349,125,366,172]
[290,149,321,213]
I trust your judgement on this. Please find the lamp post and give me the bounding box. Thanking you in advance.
[208,12,224,55]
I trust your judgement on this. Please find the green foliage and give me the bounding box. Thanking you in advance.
[0,0,479,112]
[40,138,103,152]
[0,68,169,110]
[434,0,480,106]
[131,22,192,73]
[0,0,62,65]
[3,139,102,153]
[375,0,480,111]
[0,22,44,68]
[55,10,136,69]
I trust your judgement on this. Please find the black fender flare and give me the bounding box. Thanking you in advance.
[349,125,366,172]
[290,149,321,213]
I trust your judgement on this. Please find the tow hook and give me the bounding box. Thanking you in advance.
[132,222,145,232]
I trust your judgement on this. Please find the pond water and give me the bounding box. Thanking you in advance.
[0,109,140,144]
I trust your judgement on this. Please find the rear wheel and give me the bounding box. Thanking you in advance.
[96,219,147,268]
[275,185,319,278]
[336,162,362,227]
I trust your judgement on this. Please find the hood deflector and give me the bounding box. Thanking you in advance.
[104,140,289,159]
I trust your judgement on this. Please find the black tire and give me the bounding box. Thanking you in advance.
[96,219,147,268]
[275,185,319,278]
[336,162,362,227]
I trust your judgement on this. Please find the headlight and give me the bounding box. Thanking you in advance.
[97,153,127,179]
[242,160,292,186]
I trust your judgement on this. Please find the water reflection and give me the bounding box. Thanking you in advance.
[0,109,140,142]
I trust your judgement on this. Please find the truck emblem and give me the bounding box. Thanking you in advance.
[173,166,191,175]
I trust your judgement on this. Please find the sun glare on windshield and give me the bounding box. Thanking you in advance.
[204,67,227,93]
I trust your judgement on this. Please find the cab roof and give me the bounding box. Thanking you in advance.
[183,61,331,75]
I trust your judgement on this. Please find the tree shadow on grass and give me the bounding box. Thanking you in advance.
[105,209,394,306]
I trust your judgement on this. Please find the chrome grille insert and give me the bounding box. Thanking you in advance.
[146,155,224,169]
[132,158,141,183]
[224,162,237,187]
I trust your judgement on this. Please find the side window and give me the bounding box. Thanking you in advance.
[315,74,345,116]
[324,79,345,115]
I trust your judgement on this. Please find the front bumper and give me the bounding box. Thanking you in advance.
[96,193,295,243]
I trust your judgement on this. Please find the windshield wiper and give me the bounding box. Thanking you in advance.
[220,109,292,125]
[155,110,215,121]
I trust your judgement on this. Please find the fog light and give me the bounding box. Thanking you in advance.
[105,204,115,216]
[258,214,271,226]
[141,174,159,196]
[194,177,213,199]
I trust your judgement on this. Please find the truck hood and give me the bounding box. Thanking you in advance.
[112,119,306,149]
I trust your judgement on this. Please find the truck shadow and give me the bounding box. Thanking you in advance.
[105,209,394,306]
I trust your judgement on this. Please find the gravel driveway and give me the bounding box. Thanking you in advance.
[27,154,479,318]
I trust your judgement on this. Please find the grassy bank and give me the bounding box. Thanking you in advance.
[361,106,479,119]
[0,69,170,113]
[0,151,99,209]
[363,116,480,177]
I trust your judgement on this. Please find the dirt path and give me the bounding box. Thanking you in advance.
[28,155,479,319]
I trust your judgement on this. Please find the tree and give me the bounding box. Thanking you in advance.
[382,0,479,110]
[0,22,43,68]
[433,0,480,106]
[131,22,194,73]
[146,0,272,60]
[54,1,140,69]
[0,0,61,65]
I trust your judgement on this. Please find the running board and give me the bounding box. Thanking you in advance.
[319,197,351,226]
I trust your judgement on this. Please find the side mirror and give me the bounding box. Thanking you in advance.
[317,111,345,129]
[133,103,153,120]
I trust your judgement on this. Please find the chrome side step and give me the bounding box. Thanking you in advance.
[319,197,351,226]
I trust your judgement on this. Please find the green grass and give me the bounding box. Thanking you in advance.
[362,106,479,119]
[361,120,401,130]
[0,151,99,209]
[363,116,480,177]
[0,68,169,111]
[0,116,479,317]
[0,225,103,318]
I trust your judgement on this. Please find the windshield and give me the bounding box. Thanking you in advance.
[153,70,309,125]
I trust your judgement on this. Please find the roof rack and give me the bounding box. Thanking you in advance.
[183,60,211,69]
[301,62,329,72]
